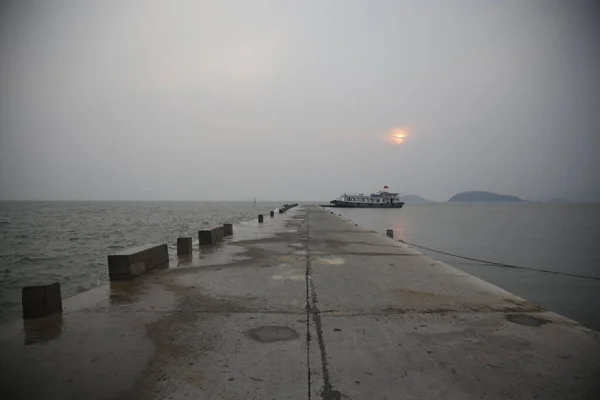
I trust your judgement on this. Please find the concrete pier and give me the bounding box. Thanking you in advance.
[1,205,599,399]
[107,244,169,281]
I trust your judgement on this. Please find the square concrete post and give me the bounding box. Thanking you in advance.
[258,214,264,223]
[22,282,62,319]
[198,227,225,245]
[386,229,394,238]
[270,211,275,217]
[223,223,233,236]
[108,244,169,281]
[177,237,193,256]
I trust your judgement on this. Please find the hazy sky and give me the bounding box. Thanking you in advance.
[1,0,598,201]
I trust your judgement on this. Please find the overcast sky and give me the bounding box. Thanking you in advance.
[0,0,598,201]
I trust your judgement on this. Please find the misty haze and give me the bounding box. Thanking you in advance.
[0,0,598,202]
[1,1,599,399]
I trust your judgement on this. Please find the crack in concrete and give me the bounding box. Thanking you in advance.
[304,210,312,400]
[305,210,341,400]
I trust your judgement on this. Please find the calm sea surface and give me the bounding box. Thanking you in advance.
[0,201,283,321]
[335,203,600,331]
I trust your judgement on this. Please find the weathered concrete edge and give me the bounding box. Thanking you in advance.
[316,206,598,332]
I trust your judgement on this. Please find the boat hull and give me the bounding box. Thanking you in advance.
[329,200,404,208]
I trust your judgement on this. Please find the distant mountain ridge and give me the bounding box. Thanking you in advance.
[448,191,525,203]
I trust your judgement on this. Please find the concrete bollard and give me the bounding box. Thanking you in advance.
[22,282,63,319]
[270,211,275,218]
[258,214,264,223]
[279,208,284,214]
[386,229,394,238]
[108,244,169,281]
[199,226,225,245]
[223,223,233,236]
[177,237,193,256]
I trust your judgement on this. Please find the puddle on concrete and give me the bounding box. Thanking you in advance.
[314,257,345,265]
[23,314,64,345]
[248,326,299,343]
[506,314,549,327]
[278,255,300,263]
[271,274,305,281]
[270,263,304,281]
[176,254,193,266]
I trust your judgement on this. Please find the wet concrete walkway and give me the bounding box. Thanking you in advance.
[1,206,599,399]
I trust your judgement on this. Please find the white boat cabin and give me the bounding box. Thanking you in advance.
[340,191,401,204]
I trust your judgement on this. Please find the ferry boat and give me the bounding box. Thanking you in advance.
[329,186,405,208]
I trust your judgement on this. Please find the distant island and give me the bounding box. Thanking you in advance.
[398,194,433,204]
[448,191,525,203]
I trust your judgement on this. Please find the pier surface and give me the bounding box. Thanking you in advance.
[1,205,599,399]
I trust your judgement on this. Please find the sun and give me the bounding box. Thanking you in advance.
[388,127,410,144]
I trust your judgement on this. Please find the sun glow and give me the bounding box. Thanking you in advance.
[388,127,410,144]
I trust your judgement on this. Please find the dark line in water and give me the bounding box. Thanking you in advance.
[399,239,600,281]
